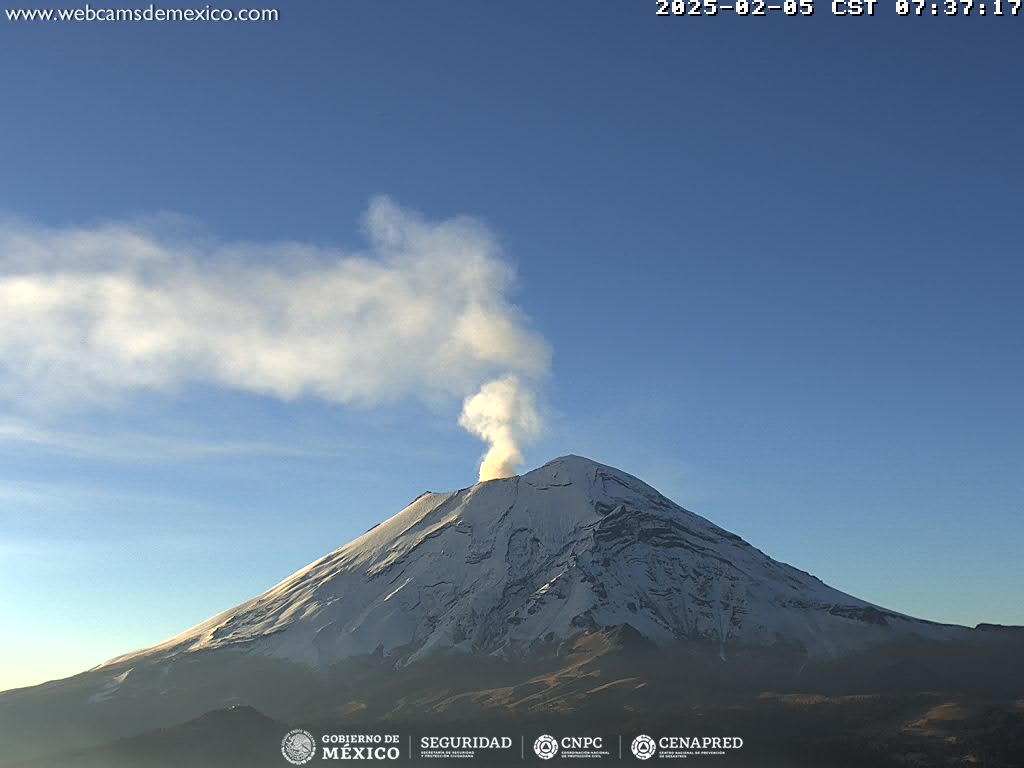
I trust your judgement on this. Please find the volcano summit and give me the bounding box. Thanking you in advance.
[107,455,966,669]
[1,456,1020,768]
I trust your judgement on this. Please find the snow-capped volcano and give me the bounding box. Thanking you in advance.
[108,455,962,672]
[5,455,1016,768]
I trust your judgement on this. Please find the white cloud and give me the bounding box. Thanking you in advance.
[0,198,550,475]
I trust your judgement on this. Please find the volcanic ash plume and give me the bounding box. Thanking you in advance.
[459,375,542,481]
[0,197,552,478]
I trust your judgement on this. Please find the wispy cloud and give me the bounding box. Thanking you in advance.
[0,417,334,462]
[0,531,233,567]
[0,476,221,519]
[0,478,267,562]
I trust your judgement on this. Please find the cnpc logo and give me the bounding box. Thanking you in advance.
[533,735,558,760]
[534,735,605,759]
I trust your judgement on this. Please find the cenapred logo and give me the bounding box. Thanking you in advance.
[281,729,316,765]
[631,734,657,760]
[533,734,559,760]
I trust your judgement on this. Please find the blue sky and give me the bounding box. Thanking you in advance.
[1,3,1022,692]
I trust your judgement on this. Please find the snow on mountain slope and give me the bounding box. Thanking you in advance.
[104,455,967,673]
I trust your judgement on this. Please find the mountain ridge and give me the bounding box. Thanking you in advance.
[2,455,1021,768]
[100,454,968,675]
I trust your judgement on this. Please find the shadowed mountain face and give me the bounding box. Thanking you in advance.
[1,456,1021,768]
[7,706,289,768]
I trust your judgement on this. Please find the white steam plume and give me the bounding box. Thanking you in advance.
[0,198,549,476]
[458,375,542,481]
